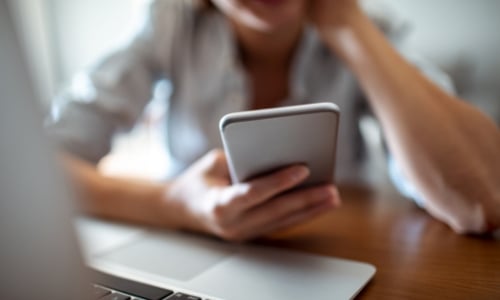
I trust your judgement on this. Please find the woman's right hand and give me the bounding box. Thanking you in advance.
[162,149,341,242]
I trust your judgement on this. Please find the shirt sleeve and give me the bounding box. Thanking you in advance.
[45,0,183,163]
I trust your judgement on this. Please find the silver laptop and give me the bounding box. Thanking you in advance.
[0,1,375,299]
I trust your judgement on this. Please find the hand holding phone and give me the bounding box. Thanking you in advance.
[167,149,340,242]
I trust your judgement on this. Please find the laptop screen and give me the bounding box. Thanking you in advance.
[0,1,91,298]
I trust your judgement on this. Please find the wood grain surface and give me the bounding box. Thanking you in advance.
[257,185,500,299]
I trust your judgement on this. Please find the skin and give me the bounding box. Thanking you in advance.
[310,0,500,233]
[67,0,499,240]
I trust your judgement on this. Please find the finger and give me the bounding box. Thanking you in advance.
[250,200,336,240]
[192,149,231,186]
[240,200,337,242]
[233,185,340,238]
[230,165,310,211]
[204,149,230,177]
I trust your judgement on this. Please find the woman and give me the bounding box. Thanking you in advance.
[48,0,500,240]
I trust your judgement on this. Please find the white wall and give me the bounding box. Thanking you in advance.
[47,0,146,85]
[385,0,500,119]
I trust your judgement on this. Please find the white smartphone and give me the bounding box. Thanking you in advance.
[219,102,340,187]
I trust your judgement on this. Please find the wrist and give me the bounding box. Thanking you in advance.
[151,181,191,230]
[318,10,382,74]
[97,176,183,230]
[159,178,207,233]
[315,4,365,38]
[107,178,170,228]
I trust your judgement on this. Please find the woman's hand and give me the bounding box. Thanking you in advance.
[309,0,500,235]
[410,103,500,234]
[309,0,364,33]
[163,149,341,242]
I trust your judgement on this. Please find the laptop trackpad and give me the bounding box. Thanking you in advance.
[96,231,236,282]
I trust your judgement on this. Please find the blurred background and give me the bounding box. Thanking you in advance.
[9,0,500,179]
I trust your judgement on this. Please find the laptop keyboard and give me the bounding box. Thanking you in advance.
[92,270,210,300]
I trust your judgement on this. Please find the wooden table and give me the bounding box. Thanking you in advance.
[257,185,500,299]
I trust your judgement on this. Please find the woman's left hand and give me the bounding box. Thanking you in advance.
[309,0,364,33]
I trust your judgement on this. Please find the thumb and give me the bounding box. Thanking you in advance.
[203,149,231,179]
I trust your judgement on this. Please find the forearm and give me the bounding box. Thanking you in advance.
[320,11,500,230]
[62,154,183,229]
[321,13,487,162]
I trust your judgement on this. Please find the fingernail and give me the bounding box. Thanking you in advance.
[314,186,334,200]
[316,187,341,207]
[292,166,310,182]
[331,187,341,206]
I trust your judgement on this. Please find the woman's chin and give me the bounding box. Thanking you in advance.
[243,14,303,34]
[245,0,306,31]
